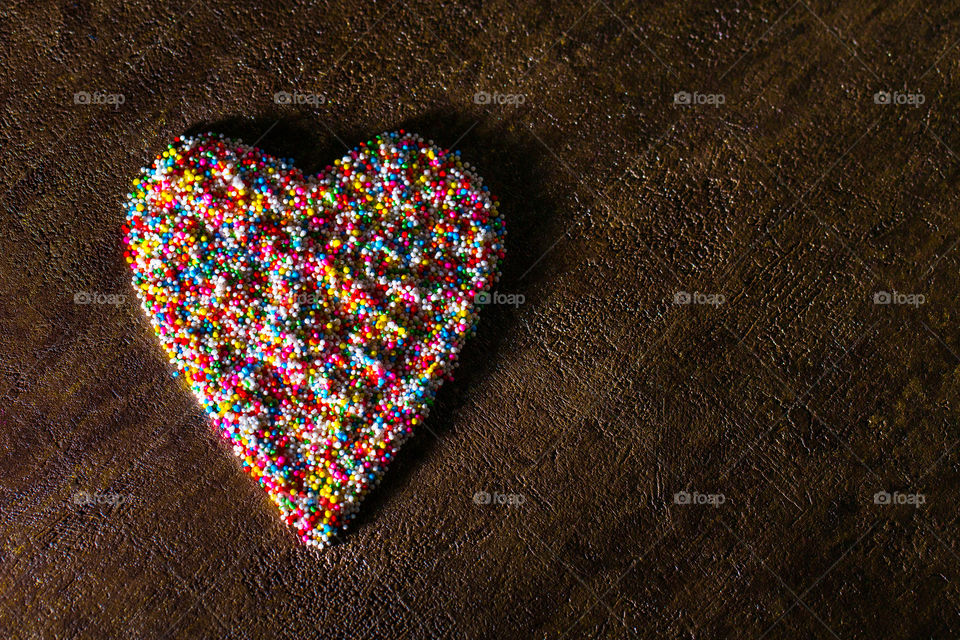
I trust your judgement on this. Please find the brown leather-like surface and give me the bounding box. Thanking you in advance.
[1,1,959,638]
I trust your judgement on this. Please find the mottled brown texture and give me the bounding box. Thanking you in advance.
[2,0,960,638]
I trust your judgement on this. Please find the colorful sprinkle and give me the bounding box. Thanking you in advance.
[123,131,505,546]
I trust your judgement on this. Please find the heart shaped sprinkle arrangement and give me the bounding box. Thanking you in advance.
[123,131,505,546]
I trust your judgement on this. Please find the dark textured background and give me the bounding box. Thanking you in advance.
[2,0,960,638]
